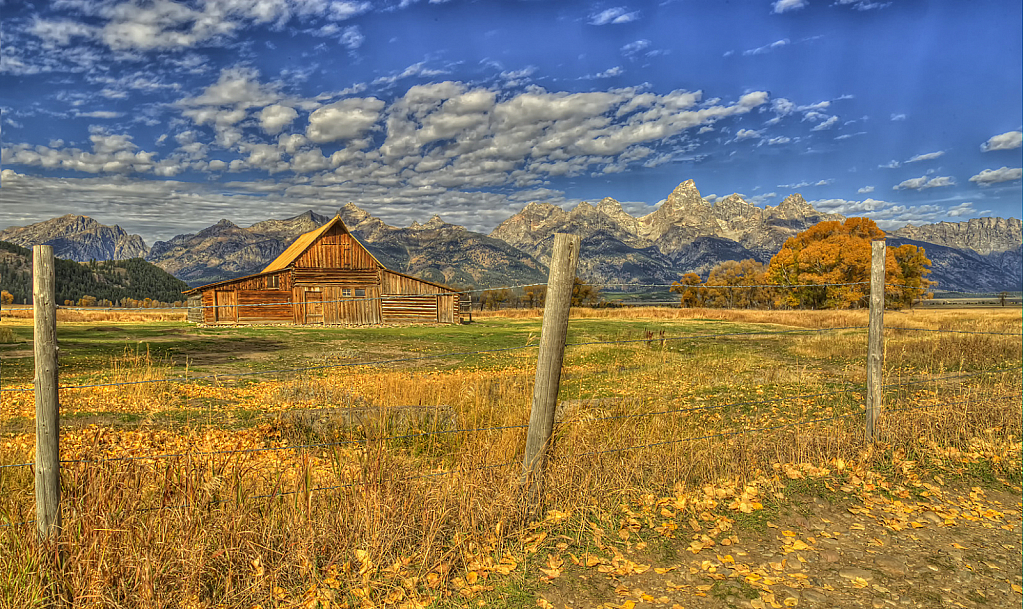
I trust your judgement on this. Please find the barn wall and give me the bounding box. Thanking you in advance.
[293,268,379,285]
[293,226,379,270]
[238,290,292,322]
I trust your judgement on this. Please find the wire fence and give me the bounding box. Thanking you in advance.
[2,269,1021,538]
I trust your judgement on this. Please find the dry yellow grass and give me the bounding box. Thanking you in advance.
[1,307,187,324]
[0,306,1019,607]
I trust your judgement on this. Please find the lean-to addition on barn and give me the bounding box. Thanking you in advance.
[184,215,462,325]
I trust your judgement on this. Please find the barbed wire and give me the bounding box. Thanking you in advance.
[880,367,1022,391]
[556,386,865,427]
[884,283,1022,296]
[0,462,34,470]
[59,420,530,466]
[563,326,864,350]
[133,457,522,516]
[0,342,542,393]
[0,325,866,394]
[571,391,1020,460]
[591,281,873,290]
[22,282,549,313]
[886,326,1021,337]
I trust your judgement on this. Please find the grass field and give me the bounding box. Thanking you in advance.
[0,306,1020,607]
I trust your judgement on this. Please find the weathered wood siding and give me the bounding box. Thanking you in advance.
[293,225,378,270]
[381,295,439,322]
[201,291,215,324]
[187,295,204,323]
[238,290,291,322]
[214,290,237,322]
[293,268,379,285]
[380,270,460,323]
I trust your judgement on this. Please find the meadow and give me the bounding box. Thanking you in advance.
[0,305,1020,608]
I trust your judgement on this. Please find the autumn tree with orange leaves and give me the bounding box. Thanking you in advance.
[765,217,933,309]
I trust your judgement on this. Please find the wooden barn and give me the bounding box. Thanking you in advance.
[184,215,463,325]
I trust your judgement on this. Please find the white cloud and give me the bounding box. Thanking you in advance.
[890,113,906,121]
[810,115,839,131]
[981,131,1022,152]
[76,110,124,119]
[735,129,761,140]
[329,1,372,20]
[743,39,789,56]
[893,175,955,190]
[290,148,330,173]
[258,104,299,135]
[29,18,97,46]
[879,160,901,169]
[906,150,944,163]
[585,66,623,79]
[93,0,345,51]
[969,167,1023,185]
[778,179,830,189]
[772,0,807,13]
[589,7,640,25]
[306,97,386,143]
[339,25,365,49]
[766,136,791,145]
[811,197,980,229]
[1,130,161,174]
[857,185,874,194]
[621,39,650,57]
[180,67,281,109]
[836,0,891,9]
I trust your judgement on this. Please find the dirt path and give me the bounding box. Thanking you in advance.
[538,478,1022,609]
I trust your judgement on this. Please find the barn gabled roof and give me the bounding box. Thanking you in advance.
[261,214,383,273]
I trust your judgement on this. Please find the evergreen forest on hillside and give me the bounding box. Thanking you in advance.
[0,241,190,305]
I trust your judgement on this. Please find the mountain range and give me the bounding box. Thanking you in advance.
[2,180,1019,293]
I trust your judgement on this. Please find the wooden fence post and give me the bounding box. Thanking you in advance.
[522,233,580,518]
[33,245,61,542]
[865,239,885,443]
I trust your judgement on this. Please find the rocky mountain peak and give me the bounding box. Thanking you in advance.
[421,214,446,229]
[340,202,372,224]
[777,193,813,213]
[570,201,597,216]
[0,214,149,261]
[662,179,707,213]
[893,217,1022,255]
[596,197,624,214]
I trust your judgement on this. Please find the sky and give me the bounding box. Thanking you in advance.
[1,0,1021,246]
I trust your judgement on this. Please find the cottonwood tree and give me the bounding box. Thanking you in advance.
[571,277,602,307]
[670,273,703,308]
[766,217,932,309]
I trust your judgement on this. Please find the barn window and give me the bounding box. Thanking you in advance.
[354,288,366,297]
[342,288,352,297]
[267,275,279,289]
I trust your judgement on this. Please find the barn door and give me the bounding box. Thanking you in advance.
[214,290,237,322]
[304,290,324,324]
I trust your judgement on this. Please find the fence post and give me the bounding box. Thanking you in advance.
[33,245,61,542]
[865,239,885,443]
[522,233,580,518]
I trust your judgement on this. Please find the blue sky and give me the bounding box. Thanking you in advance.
[1,0,1020,245]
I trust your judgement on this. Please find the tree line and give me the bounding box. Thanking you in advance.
[0,241,190,306]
